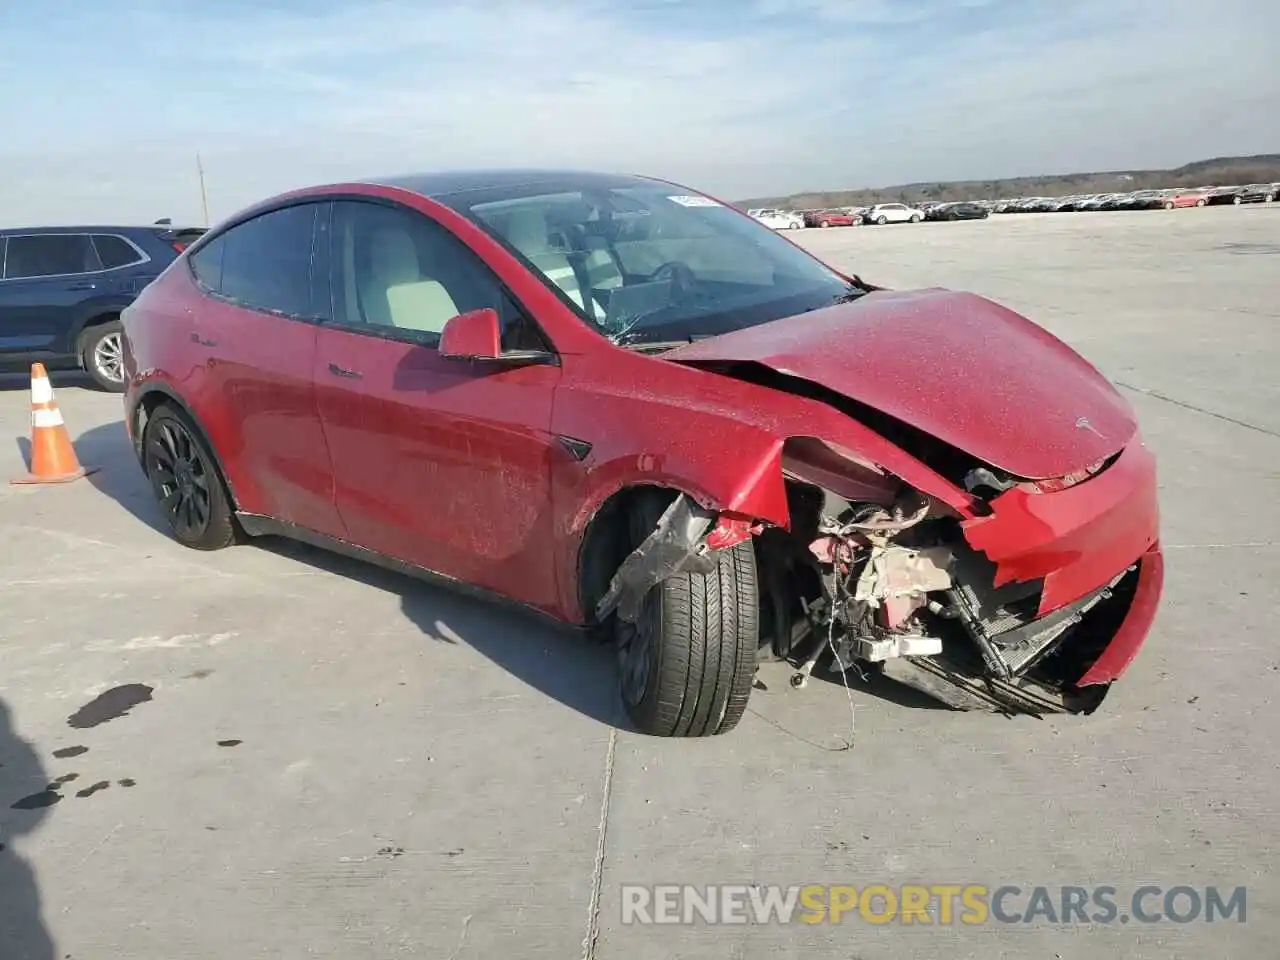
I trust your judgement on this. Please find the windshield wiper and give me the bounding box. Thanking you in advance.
[832,285,868,303]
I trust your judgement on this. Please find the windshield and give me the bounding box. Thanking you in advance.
[451,181,859,346]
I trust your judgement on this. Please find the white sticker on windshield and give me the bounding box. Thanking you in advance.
[667,195,720,207]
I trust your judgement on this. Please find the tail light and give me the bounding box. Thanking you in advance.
[171,242,189,254]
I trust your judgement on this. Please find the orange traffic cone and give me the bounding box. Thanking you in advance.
[11,363,100,485]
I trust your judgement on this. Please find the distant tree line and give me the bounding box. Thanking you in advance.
[736,154,1280,209]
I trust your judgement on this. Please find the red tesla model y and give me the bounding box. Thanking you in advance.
[121,170,1163,737]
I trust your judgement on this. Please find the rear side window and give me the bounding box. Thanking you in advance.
[92,234,146,270]
[190,204,319,318]
[3,234,100,279]
[189,234,226,291]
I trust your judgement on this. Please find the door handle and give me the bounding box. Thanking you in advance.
[190,333,217,347]
[328,362,362,379]
[66,282,97,291]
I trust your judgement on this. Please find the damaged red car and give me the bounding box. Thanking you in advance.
[120,170,1163,737]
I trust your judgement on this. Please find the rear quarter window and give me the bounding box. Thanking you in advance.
[189,234,227,292]
[92,234,146,270]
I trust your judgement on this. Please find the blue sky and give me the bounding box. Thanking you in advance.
[1,0,1276,225]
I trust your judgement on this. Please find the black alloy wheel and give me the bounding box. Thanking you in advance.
[142,404,239,550]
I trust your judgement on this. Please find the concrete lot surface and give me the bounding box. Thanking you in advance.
[1,205,1277,959]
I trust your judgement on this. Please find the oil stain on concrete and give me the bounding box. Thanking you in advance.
[67,684,154,729]
[10,790,62,810]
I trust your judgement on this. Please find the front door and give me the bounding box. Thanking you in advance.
[313,198,564,614]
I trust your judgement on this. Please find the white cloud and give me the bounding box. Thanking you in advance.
[0,0,1275,224]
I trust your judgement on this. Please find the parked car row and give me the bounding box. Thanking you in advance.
[993,183,1279,213]
[0,221,205,389]
[751,203,953,228]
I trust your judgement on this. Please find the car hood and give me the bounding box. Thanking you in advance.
[664,288,1136,480]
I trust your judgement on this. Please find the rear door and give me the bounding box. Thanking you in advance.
[313,197,564,613]
[0,232,103,358]
[182,202,343,537]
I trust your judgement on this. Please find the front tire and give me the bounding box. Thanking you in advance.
[81,320,126,392]
[1163,201,1174,209]
[616,494,758,737]
[142,403,240,551]
[1196,198,1206,207]
[876,215,887,225]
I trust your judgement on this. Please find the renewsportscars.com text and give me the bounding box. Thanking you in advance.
[620,884,1247,926]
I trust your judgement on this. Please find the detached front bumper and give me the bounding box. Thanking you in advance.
[958,435,1163,688]
[1077,541,1163,685]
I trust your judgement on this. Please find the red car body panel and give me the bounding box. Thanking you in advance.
[961,435,1160,615]
[122,173,1163,696]
[664,288,1136,480]
[312,324,565,615]
[1077,542,1163,685]
[124,264,343,537]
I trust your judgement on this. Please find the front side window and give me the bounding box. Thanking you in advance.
[451,182,858,347]
[191,204,319,318]
[3,234,99,279]
[328,200,545,350]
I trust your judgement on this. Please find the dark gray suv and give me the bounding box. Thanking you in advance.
[0,223,203,390]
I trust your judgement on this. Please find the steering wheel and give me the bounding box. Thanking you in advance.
[651,261,697,297]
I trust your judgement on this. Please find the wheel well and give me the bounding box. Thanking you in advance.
[132,391,187,462]
[131,390,240,511]
[576,484,681,626]
[76,312,121,355]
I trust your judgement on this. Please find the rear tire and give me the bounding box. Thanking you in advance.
[1163,201,1174,209]
[81,320,125,392]
[142,403,240,551]
[615,493,758,737]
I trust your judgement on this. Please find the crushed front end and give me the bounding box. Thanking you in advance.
[753,434,1163,715]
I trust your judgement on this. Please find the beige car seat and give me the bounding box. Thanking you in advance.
[501,207,622,320]
[360,227,460,334]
